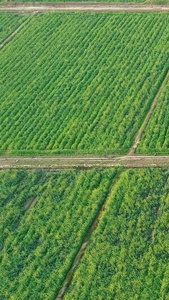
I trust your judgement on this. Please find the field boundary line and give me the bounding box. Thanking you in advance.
[2,155,169,168]
[55,170,122,299]
[0,16,33,51]
[0,3,169,13]
[128,69,169,155]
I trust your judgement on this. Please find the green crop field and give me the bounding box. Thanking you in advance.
[0,12,169,155]
[1,2,169,300]
[0,168,119,299]
[1,168,169,300]
[0,12,27,44]
[65,168,169,300]
[137,75,169,154]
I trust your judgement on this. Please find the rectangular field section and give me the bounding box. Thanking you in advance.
[0,13,169,155]
[137,73,169,154]
[0,168,118,299]
[65,168,169,300]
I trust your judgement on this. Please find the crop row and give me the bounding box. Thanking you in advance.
[0,13,169,155]
[0,168,118,299]
[0,12,27,44]
[65,168,169,300]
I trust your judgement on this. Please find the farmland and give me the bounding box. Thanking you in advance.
[0,13,169,155]
[0,12,27,44]
[1,4,169,300]
[65,168,169,300]
[1,168,169,299]
[0,168,119,299]
[137,74,169,155]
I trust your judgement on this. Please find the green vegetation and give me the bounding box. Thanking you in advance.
[65,168,169,300]
[138,74,169,154]
[1,168,169,299]
[0,12,27,44]
[0,168,118,299]
[0,13,169,155]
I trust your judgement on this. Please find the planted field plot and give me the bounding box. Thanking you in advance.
[0,168,118,299]
[1,13,169,155]
[0,12,27,44]
[65,168,169,300]
[138,74,169,154]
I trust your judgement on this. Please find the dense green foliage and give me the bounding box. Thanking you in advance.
[0,13,169,155]
[138,75,169,154]
[0,168,118,299]
[0,12,27,44]
[65,169,169,300]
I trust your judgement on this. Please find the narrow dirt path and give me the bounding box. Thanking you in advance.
[128,70,169,155]
[0,2,169,13]
[0,16,32,50]
[55,171,121,299]
[1,155,169,169]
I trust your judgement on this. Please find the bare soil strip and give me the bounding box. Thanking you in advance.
[128,70,169,155]
[0,17,31,50]
[0,2,169,13]
[25,196,37,209]
[55,172,121,299]
[1,155,169,169]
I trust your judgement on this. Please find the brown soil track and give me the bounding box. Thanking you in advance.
[1,155,169,169]
[0,2,169,13]
[25,196,37,209]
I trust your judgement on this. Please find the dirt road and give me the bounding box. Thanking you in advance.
[0,2,169,13]
[1,155,169,169]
